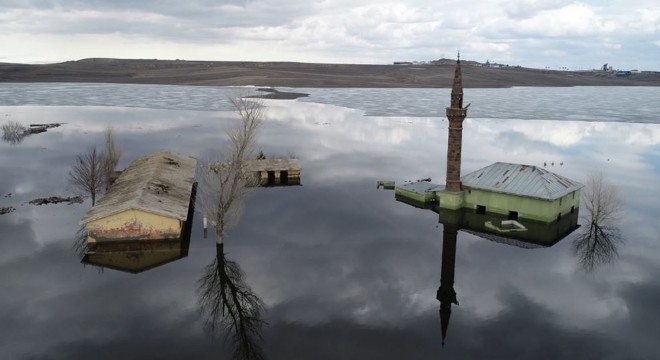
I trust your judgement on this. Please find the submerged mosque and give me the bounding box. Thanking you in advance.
[389,54,584,346]
[394,54,583,224]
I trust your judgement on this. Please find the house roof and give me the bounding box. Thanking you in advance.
[461,162,583,200]
[80,151,197,224]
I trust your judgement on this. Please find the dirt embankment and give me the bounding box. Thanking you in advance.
[1,58,659,88]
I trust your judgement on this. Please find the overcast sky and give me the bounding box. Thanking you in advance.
[1,0,659,70]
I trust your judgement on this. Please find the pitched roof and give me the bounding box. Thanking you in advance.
[80,151,197,224]
[461,162,583,200]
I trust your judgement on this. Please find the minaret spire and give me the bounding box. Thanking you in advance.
[445,54,468,192]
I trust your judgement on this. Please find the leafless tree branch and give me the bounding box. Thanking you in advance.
[103,126,122,189]
[197,94,264,244]
[69,146,105,206]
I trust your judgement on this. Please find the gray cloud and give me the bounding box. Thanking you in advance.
[0,0,657,69]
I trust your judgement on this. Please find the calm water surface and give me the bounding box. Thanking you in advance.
[1,84,659,359]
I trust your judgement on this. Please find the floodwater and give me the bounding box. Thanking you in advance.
[1,84,659,359]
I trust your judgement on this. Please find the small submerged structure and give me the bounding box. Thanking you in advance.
[80,151,197,243]
[394,54,583,223]
[246,158,302,186]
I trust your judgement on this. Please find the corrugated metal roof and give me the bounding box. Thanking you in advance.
[245,158,301,172]
[80,151,197,224]
[461,162,583,200]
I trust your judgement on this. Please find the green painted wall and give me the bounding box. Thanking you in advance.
[394,188,435,204]
[462,187,580,222]
[437,191,464,210]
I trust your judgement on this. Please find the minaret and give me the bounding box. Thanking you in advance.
[437,221,460,347]
[445,52,468,192]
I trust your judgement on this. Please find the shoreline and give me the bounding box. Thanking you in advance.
[1,58,659,88]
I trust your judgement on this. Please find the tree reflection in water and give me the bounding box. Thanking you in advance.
[197,95,266,359]
[573,172,624,272]
[72,224,88,259]
[198,244,266,360]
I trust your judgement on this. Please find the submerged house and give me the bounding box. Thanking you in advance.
[394,54,583,223]
[80,151,197,243]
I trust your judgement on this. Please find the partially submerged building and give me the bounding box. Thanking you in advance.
[247,158,302,186]
[80,151,197,243]
[394,54,583,223]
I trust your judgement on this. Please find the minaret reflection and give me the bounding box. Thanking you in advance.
[430,207,580,347]
[437,220,460,347]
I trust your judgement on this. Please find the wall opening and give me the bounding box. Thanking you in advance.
[508,211,519,220]
[476,205,486,214]
[280,170,289,185]
[556,212,562,222]
[267,171,275,185]
[570,206,575,214]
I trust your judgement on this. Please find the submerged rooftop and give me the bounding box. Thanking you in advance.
[462,162,583,200]
[80,151,197,224]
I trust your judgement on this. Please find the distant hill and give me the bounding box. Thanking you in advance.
[1,58,659,88]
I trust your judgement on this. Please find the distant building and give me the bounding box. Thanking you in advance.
[393,61,413,65]
[80,151,197,243]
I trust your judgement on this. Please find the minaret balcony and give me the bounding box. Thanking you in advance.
[446,107,467,118]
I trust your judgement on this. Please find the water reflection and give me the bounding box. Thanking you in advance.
[1,121,62,145]
[573,173,624,272]
[425,206,581,346]
[198,243,266,360]
[0,90,658,358]
[1,121,26,145]
[81,236,191,273]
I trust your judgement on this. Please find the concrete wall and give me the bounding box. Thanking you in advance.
[462,188,580,222]
[87,209,182,242]
[395,187,436,204]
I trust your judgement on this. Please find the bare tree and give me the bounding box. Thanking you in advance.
[1,121,27,145]
[69,147,105,206]
[573,172,624,272]
[198,95,264,244]
[197,94,266,359]
[198,243,266,360]
[102,126,122,189]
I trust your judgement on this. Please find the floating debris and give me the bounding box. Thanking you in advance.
[4,193,11,198]
[28,196,84,206]
[0,206,16,215]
